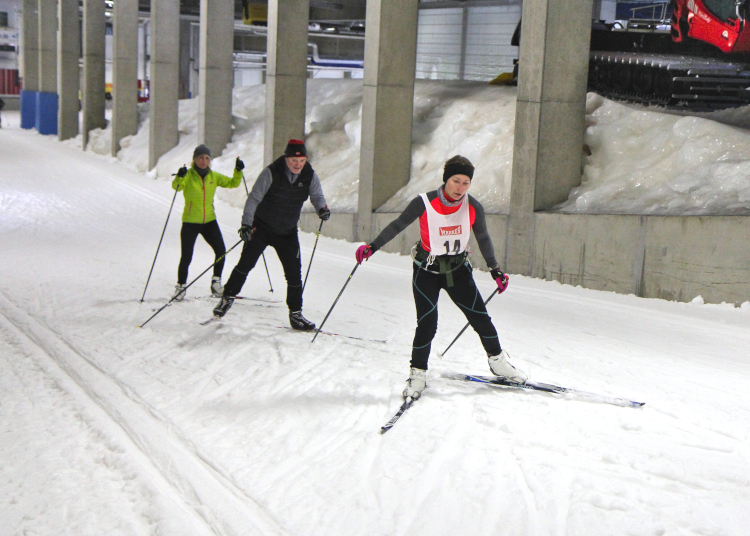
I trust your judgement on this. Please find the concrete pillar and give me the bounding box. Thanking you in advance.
[179,18,191,99]
[264,0,309,164]
[82,0,107,149]
[356,0,419,241]
[111,0,139,155]
[20,0,39,129]
[506,0,593,274]
[138,22,147,81]
[58,0,80,141]
[198,0,234,157]
[149,0,180,170]
[35,0,57,135]
[37,0,56,92]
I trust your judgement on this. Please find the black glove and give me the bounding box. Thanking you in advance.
[177,165,188,177]
[318,206,331,221]
[238,225,255,242]
[490,268,509,293]
[235,157,245,171]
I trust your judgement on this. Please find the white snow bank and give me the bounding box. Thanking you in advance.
[77,80,750,216]
[556,94,750,215]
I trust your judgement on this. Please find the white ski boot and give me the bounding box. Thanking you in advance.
[488,350,527,383]
[403,367,427,400]
[210,276,224,297]
[172,284,187,301]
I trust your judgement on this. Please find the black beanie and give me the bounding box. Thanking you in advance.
[442,160,474,183]
[193,144,211,159]
[285,139,307,157]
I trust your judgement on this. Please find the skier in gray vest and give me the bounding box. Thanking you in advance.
[213,139,330,330]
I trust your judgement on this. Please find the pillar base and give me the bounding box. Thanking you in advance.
[36,92,59,135]
[20,90,38,129]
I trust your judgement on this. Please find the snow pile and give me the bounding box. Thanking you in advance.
[556,94,750,214]
[84,80,517,213]
[78,80,750,216]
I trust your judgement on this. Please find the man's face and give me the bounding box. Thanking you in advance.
[285,156,307,175]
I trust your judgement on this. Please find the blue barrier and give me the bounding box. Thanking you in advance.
[20,90,37,129]
[36,91,59,135]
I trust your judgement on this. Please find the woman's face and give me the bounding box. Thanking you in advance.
[194,154,211,170]
[444,174,471,200]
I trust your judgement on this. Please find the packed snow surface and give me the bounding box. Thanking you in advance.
[2,97,750,535]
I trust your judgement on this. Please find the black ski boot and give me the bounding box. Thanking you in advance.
[213,295,235,318]
[289,310,315,331]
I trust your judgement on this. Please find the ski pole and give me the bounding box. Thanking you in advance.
[138,239,243,328]
[301,219,324,295]
[311,263,359,343]
[140,188,178,302]
[437,288,499,357]
[241,170,274,293]
[261,254,274,292]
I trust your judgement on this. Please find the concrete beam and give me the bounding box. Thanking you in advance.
[264,0,309,165]
[642,216,750,304]
[506,0,593,274]
[111,0,139,156]
[149,0,180,170]
[356,0,419,241]
[82,0,107,148]
[533,213,645,294]
[58,0,80,141]
[198,0,234,158]
[298,212,750,307]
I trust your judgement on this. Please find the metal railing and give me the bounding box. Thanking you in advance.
[629,2,670,24]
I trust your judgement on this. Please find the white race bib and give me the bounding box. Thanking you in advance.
[420,193,471,256]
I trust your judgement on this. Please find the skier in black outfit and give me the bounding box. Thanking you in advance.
[354,155,526,400]
[0,97,5,128]
[213,139,331,331]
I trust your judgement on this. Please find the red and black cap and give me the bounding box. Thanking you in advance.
[284,139,307,157]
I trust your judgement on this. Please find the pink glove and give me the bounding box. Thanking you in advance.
[490,268,509,293]
[355,245,373,264]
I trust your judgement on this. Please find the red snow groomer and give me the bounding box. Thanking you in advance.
[587,0,750,109]
[671,0,750,53]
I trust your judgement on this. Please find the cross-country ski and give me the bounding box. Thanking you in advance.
[380,398,415,433]
[442,372,645,408]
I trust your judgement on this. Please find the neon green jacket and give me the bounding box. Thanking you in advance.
[172,167,242,224]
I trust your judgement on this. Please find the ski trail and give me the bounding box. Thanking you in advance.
[0,291,288,536]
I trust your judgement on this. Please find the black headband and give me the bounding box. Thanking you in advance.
[443,162,474,183]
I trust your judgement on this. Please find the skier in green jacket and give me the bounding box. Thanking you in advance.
[171,144,243,301]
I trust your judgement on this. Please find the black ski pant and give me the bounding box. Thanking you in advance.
[177,220,226,284]
[410,263,501,370]
[224,227,303,312]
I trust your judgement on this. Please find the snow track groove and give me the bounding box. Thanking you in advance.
[0,291,288,536]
